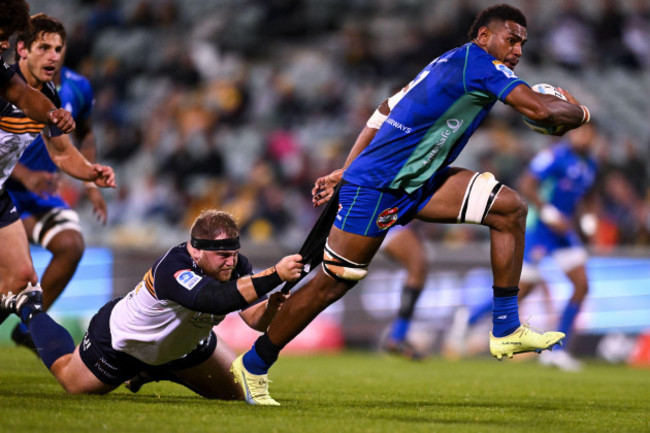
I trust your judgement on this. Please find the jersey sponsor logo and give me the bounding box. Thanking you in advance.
[376,207,399,230]
[423,118,464,166]
[174,269,203,290]
[385,117,412,134]
[492,60,517,79]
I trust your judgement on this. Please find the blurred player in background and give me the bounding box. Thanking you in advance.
[6,15,107,350]
[518,122,598,370]
[454,123,598,371]
[0,210,302,399]
[0,14,114,314]
[0,0,75,133]
[380,225,428,360]
[231,4,593,405]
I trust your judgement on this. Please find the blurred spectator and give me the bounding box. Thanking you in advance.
[544,0,594,71]
[594,0,635,68]
[623,0,650,68]
[87,0,123,36]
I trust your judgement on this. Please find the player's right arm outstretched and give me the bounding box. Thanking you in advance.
[42,133,115,188]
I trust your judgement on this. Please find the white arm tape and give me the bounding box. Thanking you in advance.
[366,109,388,130]
[366,87,408,129]
[387,88,407,110]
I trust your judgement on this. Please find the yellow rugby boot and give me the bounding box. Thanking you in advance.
[230,354,280,406]
[490,324,565,361]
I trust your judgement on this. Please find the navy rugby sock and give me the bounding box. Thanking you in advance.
[27,313,75,369]
[243,334,281,375]
[491,286,521,337]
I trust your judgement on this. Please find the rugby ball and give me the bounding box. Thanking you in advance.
[522,83,567,135]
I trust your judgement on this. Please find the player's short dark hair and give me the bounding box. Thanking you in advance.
[0,0,31,39]
[15,13,66,61]
[191,210,240,241]
[467,4,527,40]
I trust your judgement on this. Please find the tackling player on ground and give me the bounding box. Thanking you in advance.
[231,4,592,405]
[0,209,303,398]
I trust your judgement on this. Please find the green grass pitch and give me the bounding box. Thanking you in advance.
[0,348,648,433]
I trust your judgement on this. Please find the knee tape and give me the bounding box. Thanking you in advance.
[322,240,369,282]
[32,208,81,249]
[457,172,503,225]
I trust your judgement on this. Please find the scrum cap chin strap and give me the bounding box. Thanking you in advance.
[190,236,240,251]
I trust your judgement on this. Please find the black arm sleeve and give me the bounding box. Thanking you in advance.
[191,279,250,315]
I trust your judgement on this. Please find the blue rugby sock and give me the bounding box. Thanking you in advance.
[557,300,581,349]
[27,313,75,369]
[492,286,521,337]
[243,334,281,375]
[389,317,410,342]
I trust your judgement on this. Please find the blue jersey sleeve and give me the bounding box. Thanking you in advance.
[59,67,95,122]
[466,46,527,102]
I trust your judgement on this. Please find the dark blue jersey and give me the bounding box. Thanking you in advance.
[528,142,597,217]
[0,59,15,86]
[6,67,94,215]
[0,63,61,188]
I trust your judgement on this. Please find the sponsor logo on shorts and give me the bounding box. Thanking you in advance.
[174,269,203,290]
[336,203,343,221]
[82,333,91,351]
[376,207,399,230]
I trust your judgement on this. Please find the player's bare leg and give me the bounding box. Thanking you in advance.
[539,264,589,371]
[22,215,84,310]
[50,347,116,394]
[266,230,384,347]
[415,167,563,359]
[381,228,428,359]
[0,220,38,296]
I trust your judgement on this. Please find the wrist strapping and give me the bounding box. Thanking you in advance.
[579,105,590,124]
[251,267,282,297]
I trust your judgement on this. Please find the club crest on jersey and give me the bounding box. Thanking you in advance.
[174,269,203,290]
[492,60,517,79]
[376,207,399,230]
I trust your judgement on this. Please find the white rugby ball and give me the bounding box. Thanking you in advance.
[522,83,567,135]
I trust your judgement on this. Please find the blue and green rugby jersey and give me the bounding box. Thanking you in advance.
[344,42,527,194]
